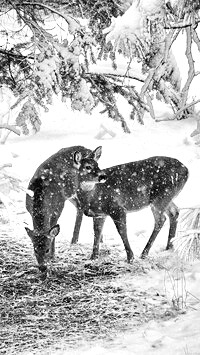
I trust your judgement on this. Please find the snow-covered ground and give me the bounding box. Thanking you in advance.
[2,96,200,354]
[1,1,200,353]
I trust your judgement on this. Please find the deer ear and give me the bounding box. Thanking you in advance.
[25,227,33,240]
[74,151,82,168]
[92,146,102,161]
[48,224,60,239]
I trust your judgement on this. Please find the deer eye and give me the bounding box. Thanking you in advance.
[45,249,50,254]
[85,165,92,171]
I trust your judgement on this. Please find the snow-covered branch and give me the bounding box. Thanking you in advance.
[20,1,80,32]
[1,0,200,131]
[87,71,145,83]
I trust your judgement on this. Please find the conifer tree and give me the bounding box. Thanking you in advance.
[0,0,200,133]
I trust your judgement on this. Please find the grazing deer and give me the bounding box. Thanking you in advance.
[25,145,100,273]
[74,147,189,262]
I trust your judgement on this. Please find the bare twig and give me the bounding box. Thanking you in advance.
[145,93,155,120]
[0,164,12,170]
[163,28,177,61]
[165,18,200,29]
[140,68,155,98]
[180,27,195,111]
[192,29,200,52]
[173,99,200,120]
[0,124,20,136]
[122,40,133,86]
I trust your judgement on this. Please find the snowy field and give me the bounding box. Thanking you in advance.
[1,1,200,354]
[1,96,200,354]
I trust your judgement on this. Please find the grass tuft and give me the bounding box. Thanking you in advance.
[174,209,200,261]
[0,227,177,354]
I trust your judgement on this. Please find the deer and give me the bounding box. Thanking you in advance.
[25,145,101,274]
[74,147,189,262]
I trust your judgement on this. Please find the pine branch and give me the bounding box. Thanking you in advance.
[0,49,34,61]
[86,73,131,133]
[86,71,145,83]
[19,1,80,27]
[7,0,45,36]
[104,73,145,83]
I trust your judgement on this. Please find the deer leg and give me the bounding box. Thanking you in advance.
[111,209,134,263]
[50,200,64,258]
[50,238,55,259]
[91,217,106,260]
[141,205,166,259]
[71,209,84,244]
[165,202,179,250]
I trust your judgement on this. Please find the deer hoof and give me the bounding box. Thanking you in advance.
[141,251,148,259]
[127,254,134,263]
[90,253,99,260]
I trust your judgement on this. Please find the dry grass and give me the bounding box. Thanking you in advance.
[174,208,200,261]
[0,225,177,355]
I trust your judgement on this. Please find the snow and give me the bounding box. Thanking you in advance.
[103,0,163,42]
[1,2,200,353]
[2,94,200,354]
[139,0,163,14]
[103,4,141,41]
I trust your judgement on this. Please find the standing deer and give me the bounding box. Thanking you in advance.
[25,145,101,274]
[74,147,189,261]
